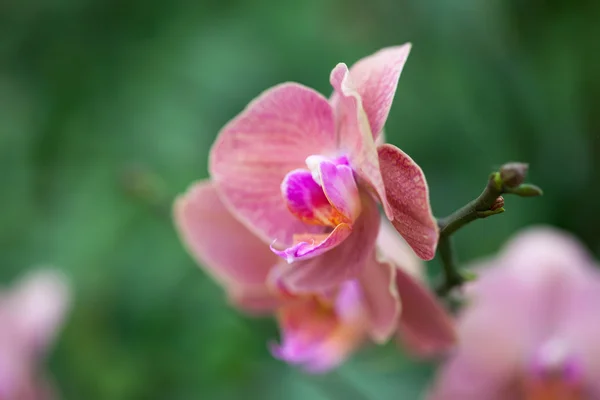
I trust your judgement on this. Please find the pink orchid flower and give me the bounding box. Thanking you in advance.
[174,181,455,372]
[209,43,439,294]
[0,269,70,400]
[429,227,600,400]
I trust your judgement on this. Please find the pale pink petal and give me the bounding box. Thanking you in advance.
[275,194,381,292]
[358,257,400,343]
[271,224,352,263]
[395,267,456,356]
[332,44,412,140]
[9,269,70,352]
[377,143,438,260]
[174,181,279,312]
[210,83,338,246]
[490,226,594,282]
[376,218,425,281]
[318,160,361,223]
[330,63,394,220]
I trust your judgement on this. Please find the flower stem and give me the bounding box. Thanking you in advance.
[434,165,542,296]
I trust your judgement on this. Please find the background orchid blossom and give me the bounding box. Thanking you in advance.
[0,269,71,400]
[428,227,600,400]
[175,181,454,372]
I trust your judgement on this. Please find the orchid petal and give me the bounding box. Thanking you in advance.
[395,267,456,356]
[275,194,381,292]
[174,181,279,313]
[330,63,394,220]
[332,44,411,140]
[351,44,411,138]
[359,257,400,343]
[210,83,337,246]
[9,269,70,352]
[377,143,438,260]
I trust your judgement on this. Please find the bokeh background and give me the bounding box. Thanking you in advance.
[2,0,599,398]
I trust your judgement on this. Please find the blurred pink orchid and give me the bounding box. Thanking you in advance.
[209,43,438,294]
[0,269,70,400]
[429,227,600,400]
[174,181,454,371]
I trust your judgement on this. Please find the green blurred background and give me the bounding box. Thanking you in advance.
[1,0,599,398]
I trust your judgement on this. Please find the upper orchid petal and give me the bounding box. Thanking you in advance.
[8,269,71,353]
[274,194,381,292]
[210,83,338,246]
[395,267,456,357]
[377,143,438,260]
[174,181,279,313]
[359,256,400,343]
[332,44,411,140]
[330,63,394,220]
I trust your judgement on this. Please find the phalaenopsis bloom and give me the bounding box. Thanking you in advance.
[0,269,70,400]
[174,44,455,371]
[429,227,600,399]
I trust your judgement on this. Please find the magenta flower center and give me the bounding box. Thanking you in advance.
[280,154,358,229]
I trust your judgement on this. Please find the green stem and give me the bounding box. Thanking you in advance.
[435,234,461,296]
[437,173,504,237]
[434,169,541,295]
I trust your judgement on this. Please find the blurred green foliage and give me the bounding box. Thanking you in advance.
[1,0,599,398]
